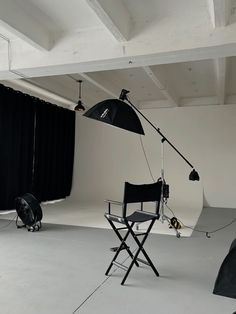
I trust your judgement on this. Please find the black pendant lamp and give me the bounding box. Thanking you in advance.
[74,80,85,111]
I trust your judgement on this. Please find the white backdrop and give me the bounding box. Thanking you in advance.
[71,104,236,210]
[70,104,208,235]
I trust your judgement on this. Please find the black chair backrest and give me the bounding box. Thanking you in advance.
[123,181,162,203]
[122,181,162,217]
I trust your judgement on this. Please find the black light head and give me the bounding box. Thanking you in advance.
[189,169,200,181]
[119,89,130,101]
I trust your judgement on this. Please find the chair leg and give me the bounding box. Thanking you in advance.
[105,220,139,276]
[130,219,159,277]
[121,219,159,285]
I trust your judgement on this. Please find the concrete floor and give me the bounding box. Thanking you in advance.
[0,207,235,314]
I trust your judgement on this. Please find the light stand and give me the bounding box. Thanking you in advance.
[160,138,181,237]
[119,89,199,235]
[160,138,166,220]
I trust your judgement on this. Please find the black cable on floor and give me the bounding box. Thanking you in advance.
[71,276,110,314]
[165,203,236,238]
[0,214,17,231]
[71,249,137,314]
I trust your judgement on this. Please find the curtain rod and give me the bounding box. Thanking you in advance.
[3,79,76,110]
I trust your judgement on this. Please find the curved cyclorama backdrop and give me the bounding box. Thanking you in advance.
[67,105,213,235]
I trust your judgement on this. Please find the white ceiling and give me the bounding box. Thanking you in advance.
[0,0,236,109]
[17,0,103,33]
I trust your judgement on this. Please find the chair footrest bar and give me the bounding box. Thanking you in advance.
[135,232,147,237]
[136,258,150,266]
[112,261,128,271]
[110,244,130,252]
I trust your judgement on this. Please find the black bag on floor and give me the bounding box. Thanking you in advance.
[15,193,43,232]
[213,239,236,299]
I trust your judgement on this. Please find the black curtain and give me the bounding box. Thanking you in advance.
[32,102,75,202]
[0,85,35,209]
[0,84,76,209]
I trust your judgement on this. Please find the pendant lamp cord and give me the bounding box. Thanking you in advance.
[78,80,82,100]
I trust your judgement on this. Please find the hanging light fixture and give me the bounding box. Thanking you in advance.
[74,80,85,111]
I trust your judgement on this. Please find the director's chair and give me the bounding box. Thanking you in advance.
[104,180,162,285]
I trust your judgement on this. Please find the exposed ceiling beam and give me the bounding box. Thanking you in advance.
[0,0,51,50]
[2,20,236,79]
[0,70,19,80]
[208,0,230,27]
[78,73,118,98]
[142,66,179,107]
[139,100,173,109]
[179,96,219,107]
[84,0,131,42]
[214,58,227,105]
[140,96,221,109]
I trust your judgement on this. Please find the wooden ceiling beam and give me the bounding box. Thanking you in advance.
[208,0,230,27]
[84,0,131,42]
[142,66,179,107]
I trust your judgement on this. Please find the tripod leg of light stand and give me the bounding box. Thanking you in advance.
[162,212,181,237]
[159,140,181,237]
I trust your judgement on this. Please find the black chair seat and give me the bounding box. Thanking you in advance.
[126,210,159,222]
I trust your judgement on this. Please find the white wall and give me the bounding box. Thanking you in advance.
[71,104,236,209]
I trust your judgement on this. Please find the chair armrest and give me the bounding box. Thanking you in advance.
[104,199,123,206]
[104,200,124,215]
